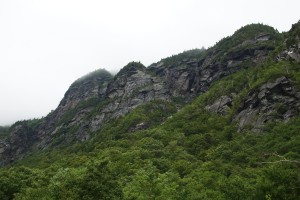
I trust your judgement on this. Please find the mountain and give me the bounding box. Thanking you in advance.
[0,21,299,199]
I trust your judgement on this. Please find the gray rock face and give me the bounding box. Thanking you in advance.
[256,34,271,41]
[149,60,200,98]
[32,70,113,148]
[277,47,300,63]
[64,30,276,138]
[149,34,273,100]
[288,49,300,63]
[205,96,233,115]
[276,21,300,63]
[0,123,36,165]
[88,64,169,131]
[0,142,6,154]
[54,70,112,122]
[234,77,300,132]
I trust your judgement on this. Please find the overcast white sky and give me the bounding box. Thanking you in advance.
[0,0,299,126]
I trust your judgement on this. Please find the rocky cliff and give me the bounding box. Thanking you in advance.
[1,21,300,166]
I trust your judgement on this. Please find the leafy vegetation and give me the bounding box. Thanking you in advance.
[1,118,43,139]
[158,48,206,66]
[214,23,278,51]
[209,24,282,63]
[115,62,146,77]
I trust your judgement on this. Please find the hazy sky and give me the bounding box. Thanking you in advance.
[0,0,299,125]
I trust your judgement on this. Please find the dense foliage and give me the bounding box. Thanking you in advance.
[1,23,300,199]
[158,48,206,66]
[116,62,146,77]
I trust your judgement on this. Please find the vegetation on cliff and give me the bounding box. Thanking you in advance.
[0,22,300,199]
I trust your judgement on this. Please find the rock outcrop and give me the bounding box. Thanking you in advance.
[234,76,300,132]
[0,122,36,165]
[277,21,300,63]
[205,96,233,115]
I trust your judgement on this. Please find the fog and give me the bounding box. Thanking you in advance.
[0,0,299,125]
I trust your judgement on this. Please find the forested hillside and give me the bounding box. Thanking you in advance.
[0,21,299,200]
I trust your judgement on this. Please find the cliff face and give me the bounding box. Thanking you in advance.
[1,22,300,166]
[235,76,300,132]
[0,122,36,165]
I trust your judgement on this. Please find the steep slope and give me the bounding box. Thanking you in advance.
[0,69,113,165]
[0,21,299,199]
[0,23,286,166]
